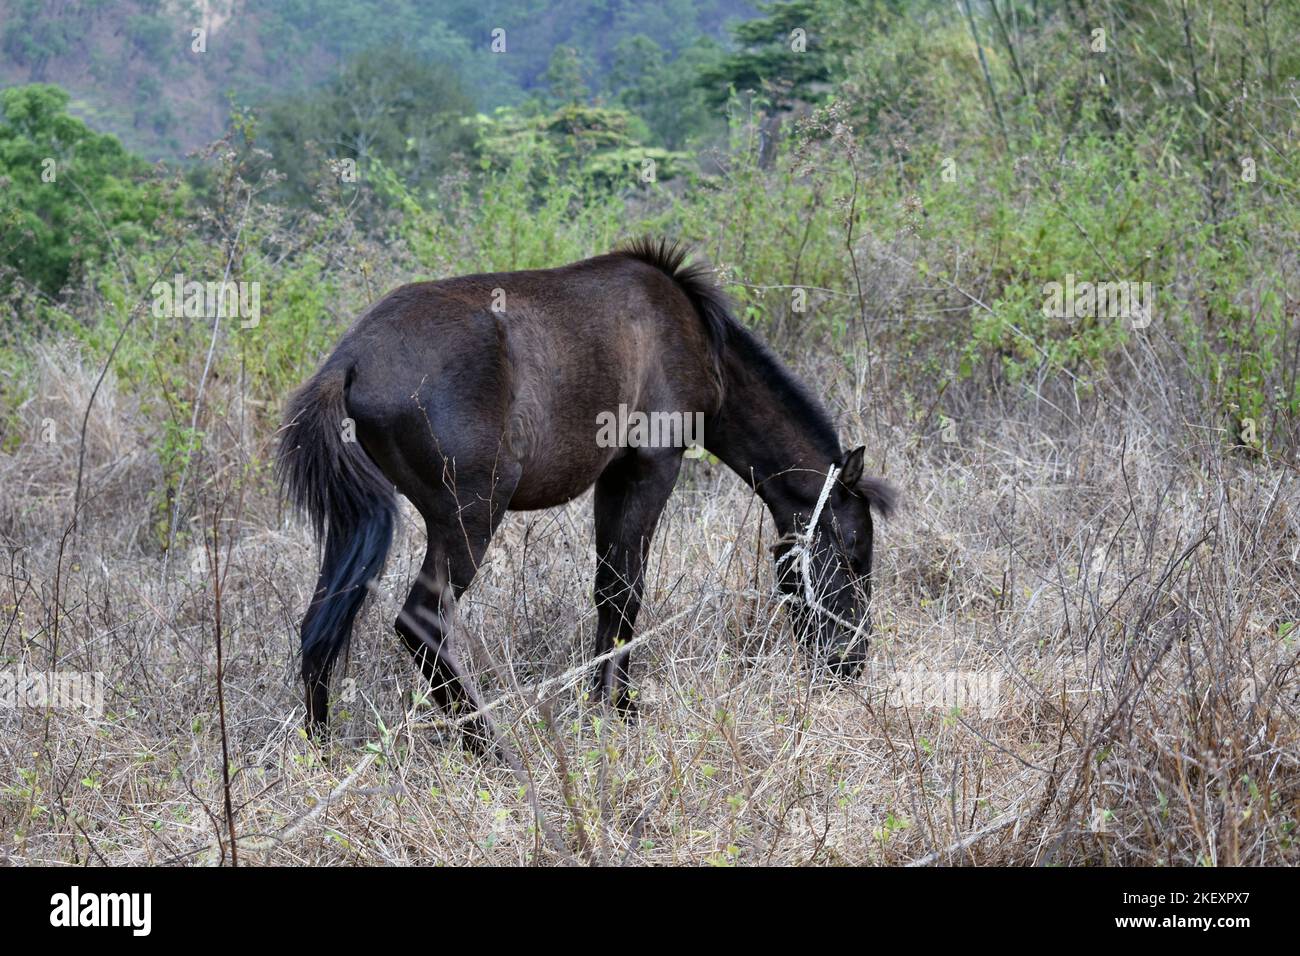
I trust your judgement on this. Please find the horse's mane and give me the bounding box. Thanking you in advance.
[613,237,842,461]
[613,237,732,384]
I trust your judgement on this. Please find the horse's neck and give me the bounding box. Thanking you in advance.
[704,331,841,532]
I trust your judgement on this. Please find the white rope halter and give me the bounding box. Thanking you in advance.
[774,463,870,651]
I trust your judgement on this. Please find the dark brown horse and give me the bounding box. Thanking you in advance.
[277,238,895,754]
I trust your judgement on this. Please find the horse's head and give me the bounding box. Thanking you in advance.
[773,446,896,677]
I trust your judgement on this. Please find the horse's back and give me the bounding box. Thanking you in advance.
[337,255,719,509]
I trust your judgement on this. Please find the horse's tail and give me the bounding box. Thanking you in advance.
[276,358,395,714]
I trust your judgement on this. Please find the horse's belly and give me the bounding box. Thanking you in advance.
[505,428,621,510]
[507,460,609,510]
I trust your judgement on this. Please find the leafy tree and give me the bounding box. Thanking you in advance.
[1,0,80,82]
[608,34,726,148]
[125,12,173,63]
[474,103,689,191]
[0,84,175,296]
[259,47,476,206]
[543,46,591,106]
[698,0,832,108]
[608,35,667,97]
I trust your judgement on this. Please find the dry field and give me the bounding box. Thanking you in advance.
[2,335,1298,866]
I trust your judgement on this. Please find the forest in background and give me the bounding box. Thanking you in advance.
[4,0,1298,466]
[0,0,754,156]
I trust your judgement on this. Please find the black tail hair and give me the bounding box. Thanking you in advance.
[275,360,395,702]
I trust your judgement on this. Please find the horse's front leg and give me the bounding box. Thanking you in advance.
[590,449,683,714]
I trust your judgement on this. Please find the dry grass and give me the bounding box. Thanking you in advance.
[1,337,1298,867]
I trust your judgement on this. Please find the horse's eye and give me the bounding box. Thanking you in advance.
[845,536,871,576]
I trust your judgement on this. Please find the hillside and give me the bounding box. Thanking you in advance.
[0,0,754,158]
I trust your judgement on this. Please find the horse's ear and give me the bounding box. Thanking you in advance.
[839,446,866,487]
[858,476,897,517]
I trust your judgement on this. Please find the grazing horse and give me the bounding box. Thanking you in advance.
[277,238,895,754]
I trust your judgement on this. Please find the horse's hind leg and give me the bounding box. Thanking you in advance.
[591,450,683,714]
[397,545,500,756]
[395,465,519,758]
